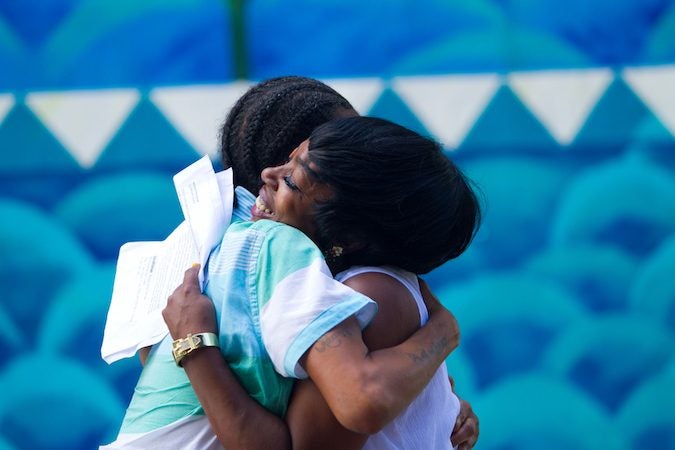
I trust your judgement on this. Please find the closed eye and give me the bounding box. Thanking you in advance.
[284,175,300,191]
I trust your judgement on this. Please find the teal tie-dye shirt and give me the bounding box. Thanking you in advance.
[107,187,376,449]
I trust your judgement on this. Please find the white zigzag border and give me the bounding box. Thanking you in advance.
[1,65,673,168]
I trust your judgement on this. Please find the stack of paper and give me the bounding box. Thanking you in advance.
[101,157,233,364]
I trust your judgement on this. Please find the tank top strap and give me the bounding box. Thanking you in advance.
[335,266,429,325]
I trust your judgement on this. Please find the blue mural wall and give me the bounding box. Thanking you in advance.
[1,1,674,449]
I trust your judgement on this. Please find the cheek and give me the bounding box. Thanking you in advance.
[277,195,302,223]
[300,201,317,227]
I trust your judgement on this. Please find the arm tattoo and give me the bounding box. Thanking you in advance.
[405,334,449,364]
[313,327,355,353]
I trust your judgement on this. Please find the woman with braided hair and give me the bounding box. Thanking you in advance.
[104,78,479,450]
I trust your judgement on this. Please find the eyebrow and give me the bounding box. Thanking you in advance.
[297,156,320,183]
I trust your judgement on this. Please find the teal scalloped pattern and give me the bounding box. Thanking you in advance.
[0,1,674,449]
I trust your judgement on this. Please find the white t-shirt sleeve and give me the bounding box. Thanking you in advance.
[255,224,377,379]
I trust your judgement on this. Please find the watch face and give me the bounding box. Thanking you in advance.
[172,334,218,366]
[178,340,191,352]
[176,335,202,354]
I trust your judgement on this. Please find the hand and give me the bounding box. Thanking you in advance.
[163,264,218,339]
[450,399,479,450]
[418,278,460,350]
[418,277,443,315]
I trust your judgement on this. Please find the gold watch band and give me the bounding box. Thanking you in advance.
[172,332,219,367]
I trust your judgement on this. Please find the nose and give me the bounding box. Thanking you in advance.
[260,165,282,189]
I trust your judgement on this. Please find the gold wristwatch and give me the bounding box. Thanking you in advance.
[172,332,219,367]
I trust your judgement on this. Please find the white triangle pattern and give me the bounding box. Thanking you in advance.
[623,65,675,137]
[14,65,675,168]
[26,89,140,168]
[391,74,501,149]
[150,82,253,159]
[0,94,14,125]
[508,68,613,145]
[322,78,385,114]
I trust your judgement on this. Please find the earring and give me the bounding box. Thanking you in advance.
[326,245,344,260]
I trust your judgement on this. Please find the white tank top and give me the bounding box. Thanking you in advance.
[336,266,460,450]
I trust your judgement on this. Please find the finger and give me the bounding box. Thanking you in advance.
[183,263,201,285]
[417,277,441,313]
[455,400,469,424]
[450,416,465,445]
[453,417,479,448]
[469,419,479,447]
[448,375,456,392]
[451,400,471,445]
[417,277,432,298]
[452,414,464,435]
[451,424,472,447]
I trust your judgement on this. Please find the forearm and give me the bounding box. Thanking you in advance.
[163,266,291,449]
[359,307,458,425]
[367,304,458,397]
[305,309,459,434]
[286,380,368,450]
[181,347,291,450]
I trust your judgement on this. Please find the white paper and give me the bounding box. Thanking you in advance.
[174,157,233,287]
[101,157,234,363]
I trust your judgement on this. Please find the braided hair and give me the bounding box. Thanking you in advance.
[219,76,357,193]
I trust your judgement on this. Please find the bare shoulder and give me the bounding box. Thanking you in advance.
[343,271,421,351]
